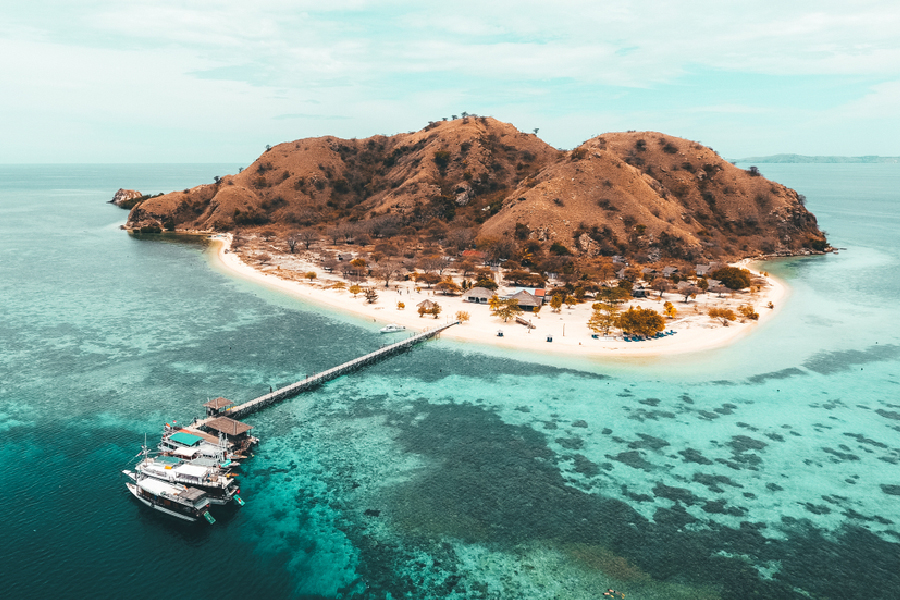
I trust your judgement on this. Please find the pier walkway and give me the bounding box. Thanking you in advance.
[196,321,457,424]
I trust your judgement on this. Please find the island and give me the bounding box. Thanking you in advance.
[118,117,828,356]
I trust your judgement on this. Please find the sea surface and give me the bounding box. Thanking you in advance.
[1,162,899,599]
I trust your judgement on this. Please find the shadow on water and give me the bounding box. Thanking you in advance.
[128,231,211,247]
[803,344,900,374]
[341,401,900,600]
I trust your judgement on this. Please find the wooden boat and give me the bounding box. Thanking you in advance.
[124,471,216,523]
[135,453,243,506]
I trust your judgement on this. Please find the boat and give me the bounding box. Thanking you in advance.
[134,451,243,506]
[158,427,249,462]
[124,470,216,523]
[380,323,406,333]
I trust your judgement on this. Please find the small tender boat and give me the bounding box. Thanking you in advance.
[380,323,406,333]
[124,471,216,523]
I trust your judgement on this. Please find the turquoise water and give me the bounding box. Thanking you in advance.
[1,163,899,599]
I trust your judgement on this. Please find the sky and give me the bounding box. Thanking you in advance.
[2,1,898,163]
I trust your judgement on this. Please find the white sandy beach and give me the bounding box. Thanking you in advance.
[209,234,787,358]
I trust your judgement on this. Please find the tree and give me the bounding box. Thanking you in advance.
[261,229,276,242]
[364,287,378,304]
[416,272,441,287]
[349,284,362,297]
[374,258,403,288]
[305,271,317,281]
[397,301,405,310]
[492,299,524,322]
[435,279,460,295]
[663,301,677,319]
[533,127,539,135]
[680,284,700,303]
[596,259,616,282]
[418,256,444,274]
[550,294,564,312]
[474,278,498,291]
[299,229,317,249]
[708,307,737,324]
[455,310,470,323]
[738,304,759,320]
[616,306,665,337]
[321,257,339,273]
[651,278,669,298]
[287,234,298,254]
[428,304,442,319]
[596,285,631,305]
[564,295,577,308]
[588,302,620,335]
[710,267,751,290]
[350,257,367,281]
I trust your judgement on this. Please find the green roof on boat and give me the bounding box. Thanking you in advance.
[169,431,203,446]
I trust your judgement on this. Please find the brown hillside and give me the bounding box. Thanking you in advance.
[127,118,825,261]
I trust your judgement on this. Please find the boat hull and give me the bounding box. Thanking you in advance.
[126,482,198,522]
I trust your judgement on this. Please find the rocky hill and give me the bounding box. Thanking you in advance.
[125,117,826,261]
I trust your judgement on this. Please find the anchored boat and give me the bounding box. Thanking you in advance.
[134,452,242,505]
[380,323,406,333]
[124,471,216,523]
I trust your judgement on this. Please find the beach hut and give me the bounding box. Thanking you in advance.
[508,290,542,311]
[464,286,494,304]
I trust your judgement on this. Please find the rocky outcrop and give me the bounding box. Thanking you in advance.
[108,188,143,209]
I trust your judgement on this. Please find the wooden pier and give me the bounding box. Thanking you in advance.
[195,321,457,424]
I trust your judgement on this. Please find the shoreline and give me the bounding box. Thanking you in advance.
[207,234,788,359]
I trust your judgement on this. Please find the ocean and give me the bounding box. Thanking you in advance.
[1,162,898,599]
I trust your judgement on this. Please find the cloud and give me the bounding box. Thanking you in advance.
[2,1,899,160]
[835,80,900,118]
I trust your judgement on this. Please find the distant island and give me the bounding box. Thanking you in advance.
[734,154,899,164]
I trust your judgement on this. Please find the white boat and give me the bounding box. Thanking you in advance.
[158,428,242,463]
[134,454,243,506]
[380,323,406,333]
[124,471,216,523]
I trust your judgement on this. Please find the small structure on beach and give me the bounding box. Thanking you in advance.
[464,286,493,304]
[507,290,542,311]
[203,397,234,418]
